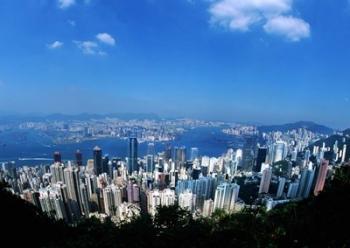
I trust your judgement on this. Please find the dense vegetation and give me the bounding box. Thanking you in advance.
[2,166,350,248]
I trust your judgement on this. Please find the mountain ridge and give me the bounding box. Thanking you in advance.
[258,121,334,135]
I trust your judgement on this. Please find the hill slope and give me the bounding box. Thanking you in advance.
[1,166,350,247]
[258,121,333,135]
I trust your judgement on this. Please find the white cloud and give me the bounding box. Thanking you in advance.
[96,33,116,46]
[47,41,64,49]
[58,0,75,9]
[264,15,310,41]
[74,40,106,55]
[68,20,76,27]
[209,0,310,41]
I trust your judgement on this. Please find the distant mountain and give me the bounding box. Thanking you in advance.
[258,121,334,135]
[44,113,161,121]
[0,112,161,123]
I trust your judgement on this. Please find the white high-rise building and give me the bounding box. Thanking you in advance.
[271,141,287,163]
[63,166,81,218]
[259,166,272,194]
[341,144,347,163]
[202,199,214,217]
[50,163,65,183]
[213,182,240,213]
[178,190,196,212]
[147,189,176,216]
[39,186,68,221]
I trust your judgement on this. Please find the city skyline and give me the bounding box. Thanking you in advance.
[1,0,350,128]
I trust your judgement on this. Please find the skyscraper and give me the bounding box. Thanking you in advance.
[287,181,300,198]
[146,143,155,173]
[271,141,287,163]
[254,147,267,172]
[127,181,140,203]
[147,189,176,216]
[259,166,272,194]
[50,163,65,183]
[213,182,240,212]
[164,144,172,161]
[93,146,103,176]
[202,199,214,217]
[314,160,329,196]
[53,151,62,163]
[79,183,90,217]
[75,150,83,166]
[276,177,286,198]
[146,155,154,173]
[242,136,257,170]
[341,144,347,163]
[147,143,155,156]
[102,155,109,175]
[128,137,138,174]
[174,146,186,169]
[297,166,316,199]
[190,147,199,161]
[178,190,196,212]
[63,166,81,219]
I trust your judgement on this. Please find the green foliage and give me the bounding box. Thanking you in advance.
[272,160,289,177]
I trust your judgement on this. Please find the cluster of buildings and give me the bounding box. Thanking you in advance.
[1,127,348,224]
[1,118,225,145]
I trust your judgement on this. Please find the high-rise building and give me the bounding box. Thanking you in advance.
[128,137,138,174]
[102,186,114,216]
[102,155,109,175]
[147,189,176,216]
[63,166,81,219]
[102,185,122,216]
[213,182,240,212]
[50,163,65,183]
[146,155,154,173]
[190,147,199,161]
[202,199,214,217]
[159,188,175,207]
[242,136,256,170]
[341,144,347,163]
[174,146,186,169]
[178,190,196,212]
[254,147,267,172]
[271,141,287,163]
[53,151,62,163]
[127,181,140,203]
[79,183,90,217]
[297,166,316,199]
[164,144,172,161]
[39,186,68,221]
[75,150,83,166]
[93,146,103,176]
[259,166,272,194]
[147,143,155,156]
[276,177,286,198]
[314,160,329,196]
[287,181,300,199]
[176,176,216,206]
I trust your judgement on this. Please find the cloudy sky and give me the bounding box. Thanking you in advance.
[0,0,349,128]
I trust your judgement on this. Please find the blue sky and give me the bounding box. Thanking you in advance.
[0,0,349,128]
